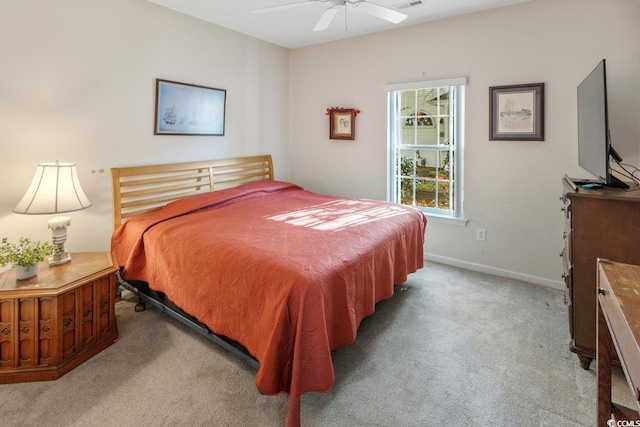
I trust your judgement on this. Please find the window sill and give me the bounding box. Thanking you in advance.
[422,212,467,226]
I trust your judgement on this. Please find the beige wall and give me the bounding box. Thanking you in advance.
[0,0,290,258]
[289,0,640,287]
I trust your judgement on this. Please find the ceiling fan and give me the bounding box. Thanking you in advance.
[253,0,408,32]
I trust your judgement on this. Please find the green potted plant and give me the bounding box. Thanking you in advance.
[0,237,54,280]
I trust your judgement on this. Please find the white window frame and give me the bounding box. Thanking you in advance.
[386,77,466,224]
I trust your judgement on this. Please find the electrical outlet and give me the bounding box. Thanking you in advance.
[476,228,487,242]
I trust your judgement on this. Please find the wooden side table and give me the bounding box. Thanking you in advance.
[597,259,640,426]
[0,252,119,384]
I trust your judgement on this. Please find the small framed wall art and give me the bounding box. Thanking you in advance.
[154,79,226,136]
[489,83,544,141]
[329,108,356,140]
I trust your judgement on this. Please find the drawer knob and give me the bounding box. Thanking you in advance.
[64,319,73,327]
[598,288,605,295]
[41,326,50,333]
[1,328,9,336]
[22,327,30,334]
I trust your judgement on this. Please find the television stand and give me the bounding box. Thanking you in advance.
[606,174,630,189]
[564,176,599,192]
[560,178,640,370]
[565,175,629,190]
[567,177,601,186]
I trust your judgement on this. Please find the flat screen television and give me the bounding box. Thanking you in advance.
[576,59,628,188]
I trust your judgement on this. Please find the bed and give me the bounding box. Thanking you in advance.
[110,155,426,426]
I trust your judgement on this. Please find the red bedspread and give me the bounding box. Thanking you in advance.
[111,181,426,425]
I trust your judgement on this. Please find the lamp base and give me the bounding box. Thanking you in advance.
[48,252,71,266]
[48,216,72,266]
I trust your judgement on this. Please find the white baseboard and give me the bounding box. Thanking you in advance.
[425,253,565,291]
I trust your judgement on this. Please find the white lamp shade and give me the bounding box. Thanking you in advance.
[13,162,92,214]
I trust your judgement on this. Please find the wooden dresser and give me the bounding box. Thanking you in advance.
[561,178,640,369]
[0,252,119,383]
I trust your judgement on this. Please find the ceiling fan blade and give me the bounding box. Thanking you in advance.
[253,0,318,14]
[313,7,339,31]
[355,1,408,23]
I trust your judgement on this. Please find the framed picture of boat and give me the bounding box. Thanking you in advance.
[154,79,226,136]
[489,83,544,141]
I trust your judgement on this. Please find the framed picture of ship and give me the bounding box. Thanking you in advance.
[154,79,226,136]
[489,83,544,141]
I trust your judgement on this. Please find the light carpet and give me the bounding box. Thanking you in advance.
[0,261,633,426]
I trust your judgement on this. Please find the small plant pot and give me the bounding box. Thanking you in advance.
[15,264,38,280]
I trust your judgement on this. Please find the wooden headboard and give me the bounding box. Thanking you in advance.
[111,155,273,229]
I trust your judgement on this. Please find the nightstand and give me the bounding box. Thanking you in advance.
[0,252,119,383]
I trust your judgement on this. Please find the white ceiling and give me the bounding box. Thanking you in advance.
[146,0,532,49]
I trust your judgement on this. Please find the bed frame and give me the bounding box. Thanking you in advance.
[111,155,274,369]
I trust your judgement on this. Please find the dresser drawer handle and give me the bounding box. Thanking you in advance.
[100,301,108,309]
[598,288,605,295]
[22,327,30,334]
[84,309,92,317]
[64,319,73,327]
[41,326,50,333]
[1,328,9,336]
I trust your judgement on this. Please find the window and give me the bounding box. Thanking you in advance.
[387,77,465,221]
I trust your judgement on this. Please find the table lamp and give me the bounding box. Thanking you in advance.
[13,161,92,265]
